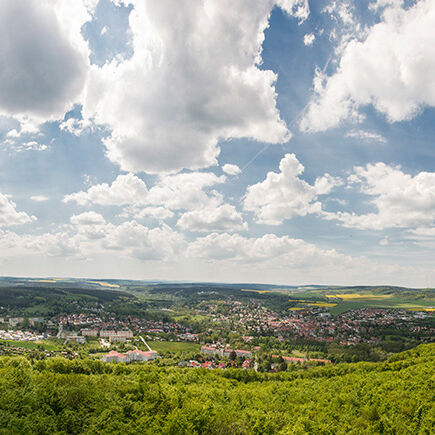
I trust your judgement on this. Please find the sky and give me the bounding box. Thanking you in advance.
[0,0,434,286]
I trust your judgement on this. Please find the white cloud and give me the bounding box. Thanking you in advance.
[303,33,315,46]
[323,163,435,230]
[64,173,148,206]
[101,221,184,260]
[121,206,174,221]
[177,204,247,233]
[222,163,242,176]
[81,0,307,173]
[146,172,225,210]
[188,232,357,269]
[0,0,90,121]
[70,211,106,226]
[2,213,185,261]
[65,171,226,211]
[30,195,49,202]
[345,129,387,143]
[19,141,48,152]
[0,193,35,227]
[243,153,341,225]
[59,117,95,136]
[302,0,435,132]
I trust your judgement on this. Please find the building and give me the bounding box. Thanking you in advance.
[125,349,158,362]
[81,328,99,337]
[102,349,158,363]
[29,317,44,326]
[222,349,252,359]
[9,317,24,327]
[65,335,86,344]
[117,330,133,339]
[100,330,116,338]
[102,350,127,363]
[201,345,252,359]
[201,346,219,356]
[104,330,133,342]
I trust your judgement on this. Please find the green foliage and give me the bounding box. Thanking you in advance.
[0,344,433,434]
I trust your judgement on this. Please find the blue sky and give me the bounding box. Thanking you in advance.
[0,0,434,286]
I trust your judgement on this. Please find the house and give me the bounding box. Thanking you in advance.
[9,317,24,327]
[201,361,215,369]
[242,359,253,369]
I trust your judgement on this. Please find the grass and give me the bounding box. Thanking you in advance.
[147,340,200,353]
[329,297,435,315]
[172,313,208,322]
[0,339,60,351]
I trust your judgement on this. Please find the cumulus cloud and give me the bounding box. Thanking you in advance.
[323,163,435,230]
[303,33,315,46]
[64,173,148,206]
[301,0,435,132]
[3,213,185,261]
[81,0,308,173]
[177,204,247,233]
[222,164,242,176]
[59,117,95,136]
[243,153,341,225]
[188,232,355,269]
[0,0,90,121]
[70,211,106,226]
[0,193,35,227]
[121,206,174,221]
[64,171,226,211]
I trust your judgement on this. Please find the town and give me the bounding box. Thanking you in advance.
[0,288,433,370]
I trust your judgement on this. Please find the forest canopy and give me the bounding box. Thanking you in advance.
[0,343,433,434]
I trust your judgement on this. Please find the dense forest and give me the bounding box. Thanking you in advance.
[0,344,433,434]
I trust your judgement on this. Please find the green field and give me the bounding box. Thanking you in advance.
[148,340,200,353]
[0,339,60,351]
[328,297,435,315]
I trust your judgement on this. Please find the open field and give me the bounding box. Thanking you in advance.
[0,339,60,351]
[87,281,120,288]
[305,302,337,307]
[325,293,392,300]
[328,297,435,315]
[148,340,200,353]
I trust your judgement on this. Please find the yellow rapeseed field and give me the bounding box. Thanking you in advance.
[88,281,120,288]
[325,293,391,300]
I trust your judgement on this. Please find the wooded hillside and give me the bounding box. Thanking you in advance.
[0,344,433,434]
